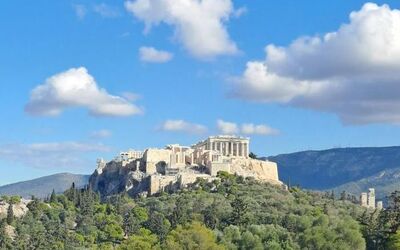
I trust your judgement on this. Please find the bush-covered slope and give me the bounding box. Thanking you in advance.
[0,173,368,249]
[0,173,89,198]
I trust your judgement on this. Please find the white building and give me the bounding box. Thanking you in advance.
[368,188,376,209]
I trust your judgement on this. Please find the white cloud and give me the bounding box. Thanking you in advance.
[217,119,239,134]
[125,0,239,59]
[139,46,173,63]
[232,3,400,125]
[73,4,87,19]
[93,3,120,18]
[25,67,143,117]
[233,6,247,18]
[0,142,110,169]
[121,91,141,101]
[90,129,112,139]
[241,123,279,136]
[160,119,207,134]
[217,119,279,136]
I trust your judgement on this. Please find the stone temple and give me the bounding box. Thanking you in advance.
[90,135,283,196]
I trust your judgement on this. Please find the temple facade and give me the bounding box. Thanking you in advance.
[193,135,250,158]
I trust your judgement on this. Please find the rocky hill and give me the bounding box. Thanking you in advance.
[268,146,400,198]
[0,173,90,198]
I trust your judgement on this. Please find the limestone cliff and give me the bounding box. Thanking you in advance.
[0,199,30,220]
[89,160,150,197]
[230,158,282,185]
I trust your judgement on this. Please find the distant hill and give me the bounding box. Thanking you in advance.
[330,167,400,201]
[0,173,90,198]
[268,146,400,197]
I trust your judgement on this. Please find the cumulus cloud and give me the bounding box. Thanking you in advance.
[241,123,279,135]
[217,119,279,135]
[217,119,239,134]
[25,67,142,117]
[0,142,110,169]
[159,119,207,134]
[232,3,400,125]
[139,46,173,63]
[125,0,239,59]
[90,129,112,139]
[93,3,120,18]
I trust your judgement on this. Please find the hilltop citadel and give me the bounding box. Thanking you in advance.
[90,135,283,196]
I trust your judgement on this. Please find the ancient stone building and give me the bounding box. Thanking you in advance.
[91,135,283,196]
[193,135,249,158]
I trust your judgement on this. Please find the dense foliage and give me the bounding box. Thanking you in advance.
[1,172,399,249]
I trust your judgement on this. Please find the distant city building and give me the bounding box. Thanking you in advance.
[360,188,382,210]
[360,192,368,207]
[368,188,376,209]
[377,201,383,210]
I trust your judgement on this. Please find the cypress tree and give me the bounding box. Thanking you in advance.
[6,203,14,225]
[50,189,57,203]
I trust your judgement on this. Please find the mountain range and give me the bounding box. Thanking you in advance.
[268,146,400,200]
[1,146,400,200]
[0,173,90,198]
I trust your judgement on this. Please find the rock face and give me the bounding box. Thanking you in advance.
[89,160,149,197]
[230,158,281,185]
[0,199,30,219]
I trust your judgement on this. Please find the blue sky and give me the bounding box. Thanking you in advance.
[1,0,400,185]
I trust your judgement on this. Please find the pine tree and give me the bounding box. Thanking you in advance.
[340,191,346,201]
[6,203,14,225]
[50,189,57,203]
[0,219,12,248]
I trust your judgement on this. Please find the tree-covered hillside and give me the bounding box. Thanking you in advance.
[1,172,399,249]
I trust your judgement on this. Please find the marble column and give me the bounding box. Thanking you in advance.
[225,141,229,156]
[235,143,239,156]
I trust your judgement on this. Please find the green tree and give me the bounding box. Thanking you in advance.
[146,212,171,241]
[118,228,160,250]
[123,206,148,236]
[249,152,257,159]
[387,230,400,250]
[50,189,57,203]
[230,196,249,226]
[164,221,224,250]
[6,203,14,225]
[0,219,12,249]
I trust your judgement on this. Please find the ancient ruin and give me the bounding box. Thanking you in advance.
[90,135,283,197]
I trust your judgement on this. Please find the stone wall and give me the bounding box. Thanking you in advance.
[208,162,231,176]
[142,149,171,174]
[149,175,179,195]
[230,158,281,185]
[0,199,30,219]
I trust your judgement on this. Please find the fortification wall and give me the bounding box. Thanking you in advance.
[149,175,179,195]
[143,149,171,174]
[230,158,281,185]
